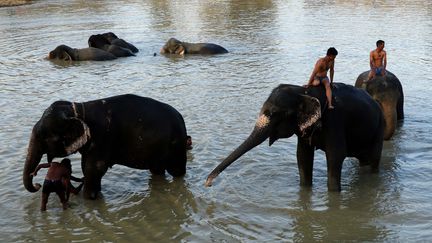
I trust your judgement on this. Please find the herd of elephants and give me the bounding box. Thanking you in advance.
[23,32,404,203]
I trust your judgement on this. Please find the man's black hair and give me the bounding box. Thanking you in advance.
[327,47,338,56]
[376,40,385,47]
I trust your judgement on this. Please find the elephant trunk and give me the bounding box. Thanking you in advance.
[23,131,43,192]
[205,114,271,187]
[380,101,397,140]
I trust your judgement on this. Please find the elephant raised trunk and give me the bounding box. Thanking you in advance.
[205,114,271,187]
[23,131,43,192]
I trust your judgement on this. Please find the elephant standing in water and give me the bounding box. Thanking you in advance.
[23,95,189,199]
[48,45,117,61]
[355,71,404,140]
[160,38,228,55]
[206,83,384,191]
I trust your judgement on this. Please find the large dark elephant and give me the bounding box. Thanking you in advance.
[23,94,188,199]
[48,45,117,61]
[102,32,139,53]
[355,71,404,140]
[160,38,228,55]
[88,34,135,57]
[206,83,384,191]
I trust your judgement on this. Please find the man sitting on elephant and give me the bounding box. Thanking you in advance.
[305,47,338,109]
[367,40,387,81]
[30,158,83,211]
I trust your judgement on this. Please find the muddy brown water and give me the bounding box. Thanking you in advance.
[0,0,431,241]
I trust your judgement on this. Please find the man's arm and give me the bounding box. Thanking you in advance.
[70,175,83,182]
[383,51,387,74]
[329,61,335,83]
[30,163,51,177]
[369,51,374,69]
[307,60,320,85]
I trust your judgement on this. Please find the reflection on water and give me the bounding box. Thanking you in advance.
[1,0,432,241]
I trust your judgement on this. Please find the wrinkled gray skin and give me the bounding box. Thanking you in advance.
[23,94,188,199]
[160,38,229,55]
[48,45,117,61]
[206,83,384,191]
[355,70,404,140]
[88,34,135,57]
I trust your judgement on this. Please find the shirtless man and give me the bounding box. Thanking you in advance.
[367,40,387,81]
[306,47,338,109]
[30,158,82,211]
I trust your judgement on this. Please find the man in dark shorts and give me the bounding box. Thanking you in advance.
[30,158,83,211]
[305,47,338,109]
[367,40,387,81]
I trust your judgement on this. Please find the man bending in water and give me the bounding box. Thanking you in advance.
[30,158,83,211]
[367,40,387,81]
[306,47,338,109]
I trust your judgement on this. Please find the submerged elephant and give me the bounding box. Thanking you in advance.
[206,83,384,191]
[48,44,117,61]
[355,71,404,140]
[102,32,139,53]
[160,38,228,55]
[23,94,189,199]
[88,34,135,57]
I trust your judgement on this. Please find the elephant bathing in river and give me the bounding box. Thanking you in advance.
[206,83,384,191]
[48,44,117,61]
[88,34,135,58]
[23,94,188,199]
[160,38,228,55]
[355,70,404,140]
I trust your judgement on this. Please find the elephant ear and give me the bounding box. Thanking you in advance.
[63,117,91,155]
[175,45,185,55]
[297,95,321,136]
[61,51,72,62]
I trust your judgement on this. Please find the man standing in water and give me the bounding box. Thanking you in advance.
[306,47,338,109]
[30,158,83,211]
[367,40,387,81]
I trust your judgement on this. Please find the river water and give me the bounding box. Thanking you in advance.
[0,0,431,242]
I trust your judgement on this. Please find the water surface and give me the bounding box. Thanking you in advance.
[0,0,431,241]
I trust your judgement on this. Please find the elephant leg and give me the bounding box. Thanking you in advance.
[81,154,108,199]
[166,146,187,177]
[296,138,315,187]
[326,154,344,192]
[325,137,347,192]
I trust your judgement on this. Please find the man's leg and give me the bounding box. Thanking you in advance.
[367,69,375,81]
[323,79,334,109]
[41,192,49,211]
[55,190,68,210]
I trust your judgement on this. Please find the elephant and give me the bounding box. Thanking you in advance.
[23,94,189,199]
[88,34,135,57]
[160,38,228,55]
[205,83,384,191]
[355,70,404,140]
[48,44,117,61]
[101,32,139,53]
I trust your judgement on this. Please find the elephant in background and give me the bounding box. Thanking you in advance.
[88,34,135,57]
[355,70,404,140]
[160,38,228,55]
[102,32,139,53]
[48,44,117,61]
[23,94,189,199]
[206,83,384,191]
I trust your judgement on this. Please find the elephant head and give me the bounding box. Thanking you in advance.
[355,71,403,140]
[160,38,185,55]
[48,45,73,61]
[205,86,321,186]
[23,101,90,192]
